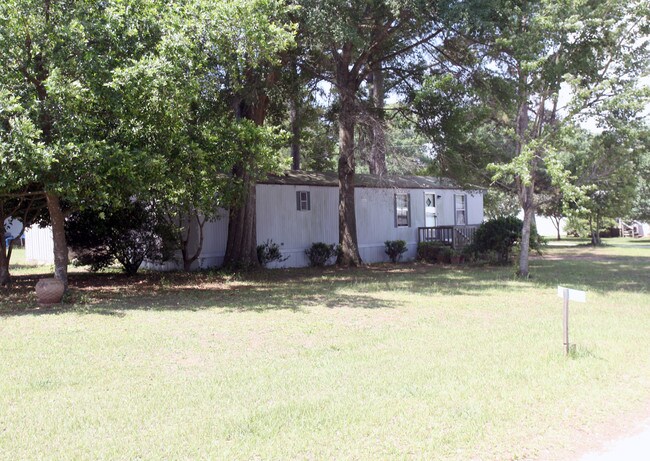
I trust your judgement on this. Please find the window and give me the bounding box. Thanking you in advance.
[455,194,467,225]
[296,191,310,211]
[395,193,410,227]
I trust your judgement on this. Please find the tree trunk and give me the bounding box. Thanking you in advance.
[368,62,387,176]
[552,216,562,240]
[181,211,205,271]
[593,214,602,245]
[518,194,535,277]
[514,82,533,277]
[0,242,10,287]
[223,79,273,270]
[290,96,301,171]
[337,87,362,266]
[46,192,68,289]
[224,172,258,269]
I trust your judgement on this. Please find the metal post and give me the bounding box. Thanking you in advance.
[563,288,570,355]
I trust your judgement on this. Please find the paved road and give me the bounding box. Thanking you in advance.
[578,417,650,461]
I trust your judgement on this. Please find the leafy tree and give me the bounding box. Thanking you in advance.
[0,0,165,287]
[483,189,521,221]
[628,128,650,222]
[298,0,441,266]
[413,0,650,275]
[569,128,643,244]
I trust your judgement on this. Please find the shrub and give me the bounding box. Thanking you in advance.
[468,216,543,264]
[384,240,408,263]
[437,246,453,263]
[66,202,175,275]
[305,242,338,267]
[417,241,447,263]
[256,239,289,268]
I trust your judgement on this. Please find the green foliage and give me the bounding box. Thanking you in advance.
[483,189,521,220]
[305,242,338,267]
[469,217,543,264]
[66,202,175,275]
[437,246,454,264]
[384,240,407,263]
[416,241,447,263]
[256,240,289,268]
[412,0,649,275]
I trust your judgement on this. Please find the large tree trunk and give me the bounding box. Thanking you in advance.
[368,62,387,176]
[224,172,258,269]
[223,76,274,270]
[290,96,301,171]
[337,87,362,266]
[46,192,68,288]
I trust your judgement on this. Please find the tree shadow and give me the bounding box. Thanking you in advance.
[1,250,648,317]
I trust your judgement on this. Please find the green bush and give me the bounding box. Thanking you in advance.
[417,241,447,263]
[66,202,175,275]
[384,240,408,263]
[468,216,543,264]
[305,242,338,267]
[437,246,453,263]
[256,239,289,268]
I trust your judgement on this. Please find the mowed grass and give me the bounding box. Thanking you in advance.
[1,240,649,460]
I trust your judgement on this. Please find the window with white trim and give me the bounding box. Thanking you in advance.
[454,194,467,225]
[296,191,310,211]
[395,193,410,227]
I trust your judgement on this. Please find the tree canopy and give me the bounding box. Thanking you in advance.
[1,0,648,284]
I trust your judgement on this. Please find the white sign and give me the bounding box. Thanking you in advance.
[557,286,587,303]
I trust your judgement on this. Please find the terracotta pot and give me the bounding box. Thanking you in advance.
[35,278,65,306]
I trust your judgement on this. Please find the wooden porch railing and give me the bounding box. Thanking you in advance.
[418,225,479,250]
[619,220,639,238]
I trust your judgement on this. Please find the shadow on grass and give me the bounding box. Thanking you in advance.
[0,269,401,317]
[1,248,648,317]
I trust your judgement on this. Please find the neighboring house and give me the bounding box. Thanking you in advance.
[26,171,485,269]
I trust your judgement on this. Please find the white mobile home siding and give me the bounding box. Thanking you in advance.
[148,183,484,270]
[24,179,484,269]
[255,184,483,268]
[256,184,338,267]
[24,226,54,264]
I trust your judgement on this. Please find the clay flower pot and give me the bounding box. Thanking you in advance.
[35,278,65,306]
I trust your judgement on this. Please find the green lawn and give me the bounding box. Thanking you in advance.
[1,239,649,460]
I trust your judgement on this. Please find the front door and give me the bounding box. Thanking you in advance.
[425,193,436,227]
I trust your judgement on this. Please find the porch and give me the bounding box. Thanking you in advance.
[418,225,479,250]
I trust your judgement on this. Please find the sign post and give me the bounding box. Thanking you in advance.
[557,286,587,355]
